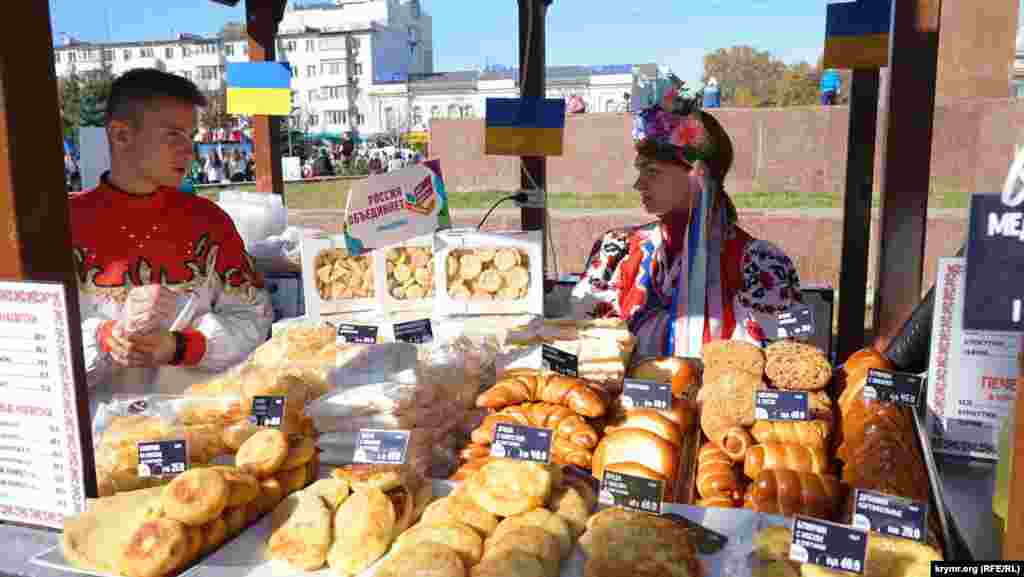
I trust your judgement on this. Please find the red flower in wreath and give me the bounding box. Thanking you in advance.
[746,319,768,342]
[759,271,776,289]
[671,115,706,149]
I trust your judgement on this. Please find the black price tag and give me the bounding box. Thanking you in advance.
[353,429,410,464]
[864,369,923,408]
[852,489,928,542]
[755,390,810,421]
[394,319,433,344]
[778,304,815,339]
[249,396,286,428]
[964,194,1024,332]
[337,323,378,344]
[621,379,673,411]
[137,440,187,478]
[789,516,868,575]
[542,344,578,378]
[660,513,730,555]
[490,423,552,464]
[598,470,663,514]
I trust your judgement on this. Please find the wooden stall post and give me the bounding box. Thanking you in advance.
[246,0,286,196]
[873,0,942,348]
[0,1,97,496]
[518,0,548,272]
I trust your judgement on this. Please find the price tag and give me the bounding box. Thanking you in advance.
[336,323,378,344]
[249,396,285,428]
[542,344,578,378]
[490,423,552,464]
[778,304,816,339]
[661,513,730,555]
[864,369,923,408]
[755,390,810,421]
[352,429,410,464]
[137,440,188,478]
[852,489,928,542]
[598,470,663,515]
[789,516,868,575]
[393,319,433,344]
[621,379,673,411]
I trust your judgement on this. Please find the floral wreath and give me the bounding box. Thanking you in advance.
[632,74,715,166]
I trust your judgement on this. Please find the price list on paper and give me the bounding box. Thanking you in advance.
[0,282,87,528]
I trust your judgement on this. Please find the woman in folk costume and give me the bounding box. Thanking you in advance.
[570,77,802,358]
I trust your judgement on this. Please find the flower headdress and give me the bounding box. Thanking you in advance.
[632,74,715,166]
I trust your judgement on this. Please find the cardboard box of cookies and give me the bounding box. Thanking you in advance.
[374,234,437,315]
[433,229,543,318]
[300,233,377,322]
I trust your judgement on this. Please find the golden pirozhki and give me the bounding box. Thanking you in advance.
[385,246,436,300]
[445,247,530,301]
[314,248,375,301]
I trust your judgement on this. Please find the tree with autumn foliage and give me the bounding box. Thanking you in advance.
[702,45,846,107]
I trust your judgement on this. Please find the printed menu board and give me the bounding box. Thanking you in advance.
[0,282,88,528]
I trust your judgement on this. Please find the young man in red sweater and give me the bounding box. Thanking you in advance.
[70,68,272,398]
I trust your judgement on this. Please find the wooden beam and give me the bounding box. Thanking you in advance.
[518,0,548,277]
[837,69,880,362]
[246,0,285,197]
[0,1,97,496]
[873,0,942,349]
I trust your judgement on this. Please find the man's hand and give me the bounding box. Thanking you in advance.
[108,329,177,368]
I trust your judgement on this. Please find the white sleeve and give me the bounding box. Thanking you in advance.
[190,272,273,373]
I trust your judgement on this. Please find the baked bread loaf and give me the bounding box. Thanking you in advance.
[798,532,942,576]
[749,469,842,520]
[839,348,892,394]
[606,408,683,447]
[700,369,762,439]
[764,341,832,391]
[630,356,700,399]
[267,491,332,571]
[702,340,766,375]
[717,426,754,462]
[592,428,679,483]
[750,420,831,450]
[744,443,830,479]
[471,403,599,449]
[697,495,737,508]
[696,442,741,501]
[477,370,609,417]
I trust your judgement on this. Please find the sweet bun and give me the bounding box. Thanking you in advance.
[702,340,766,375]
[606,409,683,447]
[630,356,699,399]
[592,428,679,482]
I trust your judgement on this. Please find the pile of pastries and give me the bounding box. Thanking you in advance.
[384,245,435,301]
[315,248,375,301]
[64,430,318,577]
[581,506,702,577]
[444,247,531,301]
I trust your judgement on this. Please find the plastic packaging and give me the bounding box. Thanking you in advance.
[300,234,378,321]
[375,234,436,315]
[216,190,288,248]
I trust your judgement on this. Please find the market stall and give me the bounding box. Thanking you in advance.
[0,0,1019,576]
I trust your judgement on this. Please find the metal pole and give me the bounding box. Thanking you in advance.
[518,0,548,274]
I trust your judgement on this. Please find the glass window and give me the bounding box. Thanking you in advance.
[325,110,347,124]
[357,113,365,125]
[306,65,317,78]
[306,39,315,52]
[102,49,113,61]
[412,106,423,125]
[290,65,298,78]
[140,47,154,58]
[353,63,363,75]
[430,105,441,118]
[67,51,75,62]
[447,104,460,118]
[243,43,248,55]
[123,49,132,60]
[224,44,234,56]
[308,89,317,103]
[462,105,474,118]
[54,52,61,63]
[321,60,345,76]
[183,45,192,57]
[309,114,319,126]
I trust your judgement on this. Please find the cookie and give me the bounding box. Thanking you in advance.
[236,429,289,478]
[421,495,500,538]
[267,492,332,571]
[466,459,553,517]
[280,436,316,471]
[492,508,573,560]
[471,550,547,577]
[393,521,483,566]
[224,506,248,536]
[327,487,395,576]
[116,518,189,577]
[209,466,261,508]
[483,526,561,577]
[275,465,308,495]
[304,478,350,512]
[764,341,832,391]
[376,542,465,577]
[199,517,228,555]
[702,339,766,375]
[161,468,229,526]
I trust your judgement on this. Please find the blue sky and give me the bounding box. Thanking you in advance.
[50,0,1024,86]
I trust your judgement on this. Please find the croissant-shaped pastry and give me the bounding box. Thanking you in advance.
[477,371,609,417]
[450,457,491,481]
[750,469,842,520]
[744,443,830,479]
[696,442,741,500]
[750,420,831,450]
[459,443,491,461]
[697,495,737,509]
[470,403,599,449]
[551,435,595,469]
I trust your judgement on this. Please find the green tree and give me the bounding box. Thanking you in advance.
[58,74,83,138]
[200,90,233,133]
[79,69,114,127]
[703,46,786,107]
[773,61,820,107]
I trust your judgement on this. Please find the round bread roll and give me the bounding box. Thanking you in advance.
[161,468,229,526]
[548,476,595,539]
[223,506,248,536]
[236,429,289,479]
[327,487,395,576]
[606,409,683,447]
[492,508,573,560]
[280,436,316,471]
[304,478,350,512]
[180,526,203,570]
[764,341,832,391]
[116,518,189,577]
[630,356,700,399]
[604,461,674,502]
[199,517,228,555]
[592,428,679,483]
[255,478,285,514]
[466,459,554,517]
[209,466,260,508]
[421,495,500,537]
[472,550,547,577]
[483,526,561,577]
[393,521,483,566]
[376,543,465,577]
[702,339,766,375]
[842,348,892,387]
[275,465,308,495]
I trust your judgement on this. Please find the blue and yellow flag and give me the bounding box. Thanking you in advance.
[823,0,890,70]
[226,62,292,116]
[485,98,566,157]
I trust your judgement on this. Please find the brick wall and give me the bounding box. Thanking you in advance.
[430,98,1024,196]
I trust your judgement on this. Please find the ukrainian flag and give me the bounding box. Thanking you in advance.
[485,98,565,157]
[226,62,292,116]
[823,0,890,70]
